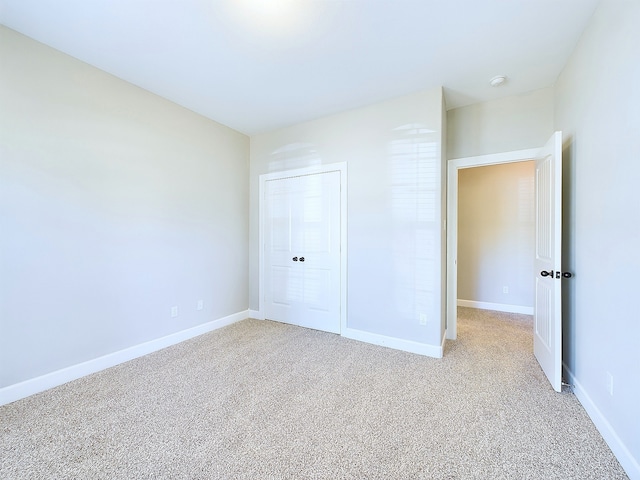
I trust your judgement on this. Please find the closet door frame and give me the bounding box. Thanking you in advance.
[258,162,348,333]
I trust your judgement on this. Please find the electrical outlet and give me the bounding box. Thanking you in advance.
[171,306,178,318]
[197,300,204,311]
[419,314,427,325]
[607,372,614,396]
[503,286,509,294]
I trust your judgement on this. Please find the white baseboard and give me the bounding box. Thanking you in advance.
[248,309,264,320]
[457,299,533,315]
[342,327,443,359]
[563,365,640,479]
[0,310,249,407]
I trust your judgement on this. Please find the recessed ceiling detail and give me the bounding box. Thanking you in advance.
[490,75,507,87]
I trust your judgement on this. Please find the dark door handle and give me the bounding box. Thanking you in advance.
[541,270,573,278]
[292,257,298,262]
[299,257,305,262]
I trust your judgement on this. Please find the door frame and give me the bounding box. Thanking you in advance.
[446,148,538,340]
[258,162,348,332]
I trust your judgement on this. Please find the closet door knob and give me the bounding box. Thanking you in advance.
[299,257,305,262]
[292,257,298,262]
[540,270,553,277]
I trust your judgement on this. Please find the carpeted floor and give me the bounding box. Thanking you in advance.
[0,308,628,479]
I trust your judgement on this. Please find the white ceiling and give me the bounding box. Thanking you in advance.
[0,0,599,135]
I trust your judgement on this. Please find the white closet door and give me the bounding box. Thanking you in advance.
[264,171,341,333]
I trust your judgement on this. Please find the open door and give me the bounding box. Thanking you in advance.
[534,131,563,392]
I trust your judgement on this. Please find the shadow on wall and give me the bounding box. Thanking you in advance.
[561,134,576,379]
[389,123,439,327]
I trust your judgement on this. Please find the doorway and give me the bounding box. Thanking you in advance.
[457,161,535,315]
[446,148,539,340]
[447,131,564,392]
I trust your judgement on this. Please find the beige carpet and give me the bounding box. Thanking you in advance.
[0,308,628,479]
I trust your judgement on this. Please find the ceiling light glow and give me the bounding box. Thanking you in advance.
[235,0,301,33]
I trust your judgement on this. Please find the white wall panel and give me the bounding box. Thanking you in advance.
[0,27,249,388]
[554,1,640,475]
[250,89,445,348]
[447,87,554,160]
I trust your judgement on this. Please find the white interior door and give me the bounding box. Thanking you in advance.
[264,171,341,334]
[534,131,563,392]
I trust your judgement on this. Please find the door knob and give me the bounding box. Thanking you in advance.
[540,270,573,278]
[292,257,298,262]
[299,257,305,262]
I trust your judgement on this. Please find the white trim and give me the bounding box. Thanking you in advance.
[339,166,348,334]
[449,149,539,168]
[563,365,640,480]
[258,162,348,333]
[0,310,249,406]
[258,173,265,324]
[248,309,264,320]
[447,148,539,341]
[457,299,533,315]
[342,328,443,359]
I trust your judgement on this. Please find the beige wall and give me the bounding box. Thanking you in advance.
[554,1,640,475]
[457,162,534,309]
[250,89,446,349]
[0,26,250,387]
[447,87,554,159]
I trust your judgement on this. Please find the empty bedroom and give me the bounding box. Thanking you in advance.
[1,0,638,478]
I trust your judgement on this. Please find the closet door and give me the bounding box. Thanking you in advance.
[264,171,341,333]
